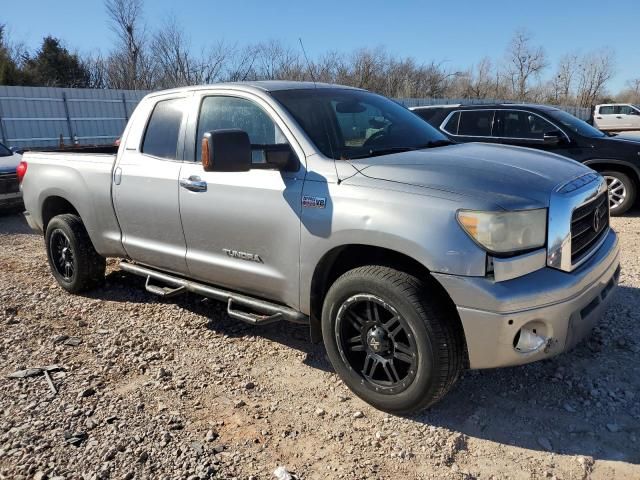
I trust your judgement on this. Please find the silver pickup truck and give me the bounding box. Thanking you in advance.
[20,82,620,413]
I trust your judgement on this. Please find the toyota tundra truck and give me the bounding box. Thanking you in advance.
[19,82,620,413]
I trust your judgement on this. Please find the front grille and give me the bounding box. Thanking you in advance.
[571,191,609,263]
[0,173,19,195]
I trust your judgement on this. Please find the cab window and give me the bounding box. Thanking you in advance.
[141,98,185,160]
[196,96,288,163]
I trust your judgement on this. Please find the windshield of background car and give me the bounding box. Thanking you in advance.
[547,110,606,138]
[0,143,12,157]
[270,88,450,159]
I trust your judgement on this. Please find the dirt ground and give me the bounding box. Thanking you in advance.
[1,210,639,480]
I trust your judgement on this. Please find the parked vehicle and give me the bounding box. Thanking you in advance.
[20,82,620,413]
[0,142,24,210]
[593,103,640,132]
[412,104,640,215]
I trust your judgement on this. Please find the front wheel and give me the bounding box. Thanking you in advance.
[45,214,106,293]
[602,170,636,216]
[321,266,465,414]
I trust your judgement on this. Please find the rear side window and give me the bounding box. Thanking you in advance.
[458,110,494,136]
[142,98,185,160]
[442,111,460,134]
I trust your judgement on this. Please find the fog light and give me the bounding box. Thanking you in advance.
[513,327,547,353]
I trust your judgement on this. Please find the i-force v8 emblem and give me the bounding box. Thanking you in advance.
[302,195,326,209]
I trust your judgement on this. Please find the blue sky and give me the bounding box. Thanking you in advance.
[3,0,639,91]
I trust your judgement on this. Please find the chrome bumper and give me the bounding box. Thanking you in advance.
[434,229,620,369]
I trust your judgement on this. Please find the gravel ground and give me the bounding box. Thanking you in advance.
[1,210,639,480]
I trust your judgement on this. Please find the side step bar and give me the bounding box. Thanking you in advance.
[119,261,308,326]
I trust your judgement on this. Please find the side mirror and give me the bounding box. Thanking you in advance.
[542,132,562,146]
[201,129,251,172]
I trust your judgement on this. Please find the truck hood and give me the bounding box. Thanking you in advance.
[350,143,592,210]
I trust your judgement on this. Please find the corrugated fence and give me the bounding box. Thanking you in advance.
[0,86,149,148]
[0,85,592,148]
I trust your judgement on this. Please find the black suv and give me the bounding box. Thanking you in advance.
[412,104,640,215]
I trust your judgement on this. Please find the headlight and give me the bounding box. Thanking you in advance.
[457,209,547,254]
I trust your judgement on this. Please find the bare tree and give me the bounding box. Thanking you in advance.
[575,49,615,108]
[550,53,579,102]
[104,0,152,89]
[505,29,547,100]
[617,78,640,103]
[150,18,198,88]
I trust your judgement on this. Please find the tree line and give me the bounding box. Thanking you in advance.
[1,0,639,108]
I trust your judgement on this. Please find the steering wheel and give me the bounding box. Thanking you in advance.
[363,127,391,147]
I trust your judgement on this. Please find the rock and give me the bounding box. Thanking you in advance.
[105,415,118,424]
[205,429,218,442]
[103,447,117,461]
[563,402,576,413]
[375,431,387,440]
[64,430,88,447]
[244,381,255,390]
[273,466,296,480]
[63,336,82,347]
[315,408,326,417]
[137,451,149,463]
[79,387,96,398]
[537,436,553,451]
[156,367,171,380]
[234,399,246,408]
[191,441,204,456]
[353,411,364,419]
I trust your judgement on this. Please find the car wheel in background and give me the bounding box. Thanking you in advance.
[602,171,636,216]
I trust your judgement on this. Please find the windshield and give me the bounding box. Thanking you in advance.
[547,110,606,138]
[270,88,451,160]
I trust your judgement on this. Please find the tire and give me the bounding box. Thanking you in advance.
[602,170,636,216]
[321,265,464,414]
[45,214,106,293]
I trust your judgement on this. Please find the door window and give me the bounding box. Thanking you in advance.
[599,106,615,115]
[500,111,556,140]
[141,98,185,160]
[196,96,288,163]
[442,111,460,135]
[457,110,494,136]
[616,105,634,115]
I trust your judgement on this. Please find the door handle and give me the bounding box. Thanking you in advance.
[113,167,122,185]
[179,176,207,192]
[616,116,623,119]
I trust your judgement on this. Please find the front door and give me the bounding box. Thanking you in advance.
[178,93,304,308]
[113,96,189,274]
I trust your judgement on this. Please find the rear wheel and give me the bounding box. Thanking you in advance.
[45,214,106,293]
[602,170,635,216]
[321,265,464,414]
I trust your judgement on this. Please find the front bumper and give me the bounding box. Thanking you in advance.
[433,229,620,369]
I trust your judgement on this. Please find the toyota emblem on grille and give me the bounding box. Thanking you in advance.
[593,207,601,232]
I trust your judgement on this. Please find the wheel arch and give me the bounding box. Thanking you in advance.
[308,243,468,365]
[41,195,80,231]
[584,159,640,189]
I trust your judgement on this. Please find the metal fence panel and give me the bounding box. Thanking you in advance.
[0,85,149,148]
[0,86,594,149]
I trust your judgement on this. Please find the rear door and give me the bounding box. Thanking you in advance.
[493,110,562,148]
[443,109,499,143]
[113,95,189,275]
[178,92,304,308]
[595,105,618,130]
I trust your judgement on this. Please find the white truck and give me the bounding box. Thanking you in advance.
[593,103,640,132]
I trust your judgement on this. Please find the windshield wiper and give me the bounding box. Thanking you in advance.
[346,141,454,160]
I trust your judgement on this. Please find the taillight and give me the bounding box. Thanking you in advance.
[16,161,27,183]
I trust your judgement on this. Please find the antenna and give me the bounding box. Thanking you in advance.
[298,38,340,183]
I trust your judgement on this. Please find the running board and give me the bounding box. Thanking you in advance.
[119,261,308,325]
